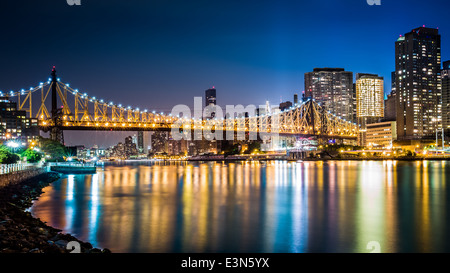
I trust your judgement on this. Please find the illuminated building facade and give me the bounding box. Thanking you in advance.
[366,121,397,148]
[443,60,450,130]
[355,73,384,146]
[0,96,39,143]
[395,26,442,140]
[356,73,384,119]
[304,68,354,123]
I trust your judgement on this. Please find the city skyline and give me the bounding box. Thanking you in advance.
[3,1,450,259]
[1,0,450,147]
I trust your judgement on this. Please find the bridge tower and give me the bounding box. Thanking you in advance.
[49,66,65,145]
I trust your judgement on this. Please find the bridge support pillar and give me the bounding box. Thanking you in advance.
[49,67,64,145]
[50,126,64,145]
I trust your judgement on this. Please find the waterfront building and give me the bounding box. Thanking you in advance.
[356,73,384,119]
[0,96,39,144]
[150,131,169,154]
[442,60,450,131]
[355,73,384,146]
[395,26,442,140]
[168,139,186,156]
[304,68,354,122]
[366,121,397,148]
[131,132,145,154]
[124,136,138,157]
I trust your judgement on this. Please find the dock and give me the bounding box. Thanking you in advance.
[48,162,97,174]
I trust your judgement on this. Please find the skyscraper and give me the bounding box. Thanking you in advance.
[384,72,397,121]
[304,68,354,122]
[355,73,384,146]
[443,60,450,130]
[205,87,217,119]
[395,26,442,140]
[205,87,216,106]
[356,73,384,120]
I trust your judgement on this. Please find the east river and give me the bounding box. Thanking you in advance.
[30,160,450,253]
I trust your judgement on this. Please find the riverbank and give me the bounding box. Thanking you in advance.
[290,156,450,161]
[0,171,110,253]
[188,155,450,162]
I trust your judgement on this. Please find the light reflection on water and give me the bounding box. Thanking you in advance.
[31,160,450,253]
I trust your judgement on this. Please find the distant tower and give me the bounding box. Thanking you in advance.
[294,93,298,104]
[265,101,271,114]
[205,87,217,119]
[205,87,216,106]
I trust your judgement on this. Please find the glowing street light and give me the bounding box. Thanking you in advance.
[6,140,22,153]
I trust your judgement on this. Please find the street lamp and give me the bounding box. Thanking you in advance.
[6,140,21,153]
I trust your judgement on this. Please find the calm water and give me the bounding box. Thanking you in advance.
[30,160,450,253]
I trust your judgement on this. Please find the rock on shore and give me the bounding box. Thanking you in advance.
[0,171,111,253]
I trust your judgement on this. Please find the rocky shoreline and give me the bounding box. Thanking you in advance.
[0,171,110,253]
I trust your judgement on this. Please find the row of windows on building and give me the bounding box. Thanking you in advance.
[0,97,40,144]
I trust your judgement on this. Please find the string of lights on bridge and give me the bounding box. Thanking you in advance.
[0,79,358,126]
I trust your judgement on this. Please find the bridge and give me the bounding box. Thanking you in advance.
[4,68,358,144]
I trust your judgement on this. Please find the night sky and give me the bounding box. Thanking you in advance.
[1,0,449,148]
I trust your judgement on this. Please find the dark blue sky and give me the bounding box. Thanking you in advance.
[1,0,449,147]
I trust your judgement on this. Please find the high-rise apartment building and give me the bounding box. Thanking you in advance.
[395,26,442,140]
[355,73,384,146]
[0,96,39,143]
[442,60,450,130]
[304,68,354,122]
[356,73,384,119]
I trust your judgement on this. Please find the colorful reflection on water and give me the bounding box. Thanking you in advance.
[30,160,450,253]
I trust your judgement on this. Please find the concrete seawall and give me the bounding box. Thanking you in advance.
[0,168,47,189]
